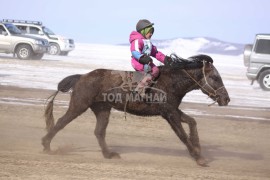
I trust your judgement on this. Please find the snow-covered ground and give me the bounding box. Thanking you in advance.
[0,42,269,109]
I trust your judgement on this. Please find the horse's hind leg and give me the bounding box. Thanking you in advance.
[91,103,120,159]
[42,95,89,152]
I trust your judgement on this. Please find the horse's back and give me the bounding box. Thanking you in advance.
[76,69,130,94]
[82,68,144,86]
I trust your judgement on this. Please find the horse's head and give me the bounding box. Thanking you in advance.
[185,55,230,106]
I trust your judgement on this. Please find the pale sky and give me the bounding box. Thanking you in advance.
[1,0,269,44]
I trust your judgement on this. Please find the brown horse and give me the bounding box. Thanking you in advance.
[42,54,230,166]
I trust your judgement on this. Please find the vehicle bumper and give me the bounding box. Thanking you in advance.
[59,42,75,52]
[246,72,257,80]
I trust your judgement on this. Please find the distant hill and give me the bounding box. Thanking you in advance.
[122,37,245,56]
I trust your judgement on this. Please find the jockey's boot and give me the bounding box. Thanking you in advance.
[134,73,152,98]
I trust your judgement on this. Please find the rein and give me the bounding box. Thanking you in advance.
[183,61,225,106]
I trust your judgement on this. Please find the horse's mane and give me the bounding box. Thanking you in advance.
[162,53,214,70]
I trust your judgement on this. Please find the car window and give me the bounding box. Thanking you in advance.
[0,25,7,34]
[4,23,21,34]
[16,25,27,33]
[43,26,55,35]
[255,39,270,55]
[29,27,40,34]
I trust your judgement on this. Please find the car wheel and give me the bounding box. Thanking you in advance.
[258,69,270,91]
[48,43,60,55]
[32,53,44,60]
[16,44,33,60]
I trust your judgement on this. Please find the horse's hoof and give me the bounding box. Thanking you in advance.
[43,147,51,153]
[196,157,208,167]
[42,142,50,153]
[109,152,121,159]
[105,152,121,159]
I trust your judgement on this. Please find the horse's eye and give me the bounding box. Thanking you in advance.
[211,76,220,82]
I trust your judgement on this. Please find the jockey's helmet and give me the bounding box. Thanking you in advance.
[136,19,154,32]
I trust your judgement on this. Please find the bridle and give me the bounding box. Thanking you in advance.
[183,60,225,106]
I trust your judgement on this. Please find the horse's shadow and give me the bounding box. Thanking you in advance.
[49,143,264,163]
[111,145,187,157]
[46,145,187,157]
[111,144,263,162]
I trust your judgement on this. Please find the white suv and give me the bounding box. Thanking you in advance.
[244,34,270,91]
[0,21,48,60]
[3,19,75,56]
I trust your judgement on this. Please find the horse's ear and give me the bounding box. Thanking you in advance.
[189,54,213,64]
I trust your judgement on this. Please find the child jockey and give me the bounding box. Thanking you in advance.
[129,19,171,97]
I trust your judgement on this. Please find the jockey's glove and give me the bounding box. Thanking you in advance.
[139,55,152,65]
[164,56,173,66]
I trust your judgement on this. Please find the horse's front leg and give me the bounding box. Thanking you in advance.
[178,110,201,152]
[161,108,207,166]
[178,110,206,166]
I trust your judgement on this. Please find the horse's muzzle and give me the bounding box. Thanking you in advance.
[217,96,230,106]
[216,90,230,106]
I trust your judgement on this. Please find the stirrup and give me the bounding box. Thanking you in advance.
[133,86,146,99]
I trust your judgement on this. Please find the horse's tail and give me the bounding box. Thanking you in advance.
[44,74,81,132]
[44,91,58,132]
[57,74,81,92]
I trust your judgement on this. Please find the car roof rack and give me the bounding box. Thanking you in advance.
[2,19,42,25]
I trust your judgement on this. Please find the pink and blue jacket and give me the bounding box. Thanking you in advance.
[129,31,165,72]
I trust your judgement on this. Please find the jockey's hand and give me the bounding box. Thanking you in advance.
[139,55,152,65]
[164,56,172,66]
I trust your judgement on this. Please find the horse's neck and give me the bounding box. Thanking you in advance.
[159,68,200,94]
